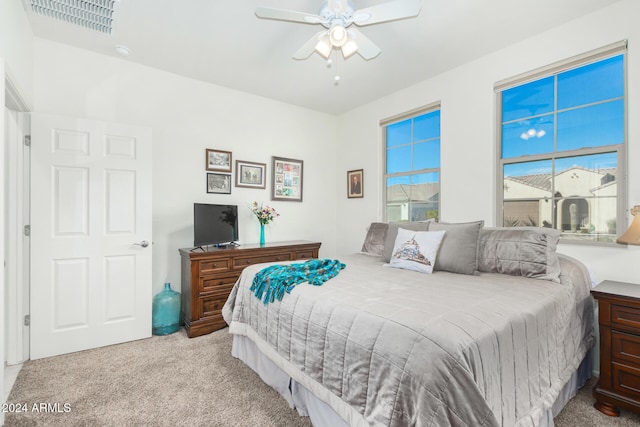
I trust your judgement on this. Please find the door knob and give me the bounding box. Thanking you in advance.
[134,240,150,248]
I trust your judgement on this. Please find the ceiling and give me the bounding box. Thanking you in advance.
[22,0,621,115]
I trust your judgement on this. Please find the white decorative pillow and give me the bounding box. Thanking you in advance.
[389,228,446,274]
[382,220,433,262]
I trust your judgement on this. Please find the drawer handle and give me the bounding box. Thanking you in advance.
[246,260,251,264]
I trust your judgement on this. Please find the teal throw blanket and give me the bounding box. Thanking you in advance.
[250,259,346,304]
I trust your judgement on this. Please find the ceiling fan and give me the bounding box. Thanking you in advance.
[256,0,422,61]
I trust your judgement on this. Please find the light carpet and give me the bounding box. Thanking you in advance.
[5,328,640,426]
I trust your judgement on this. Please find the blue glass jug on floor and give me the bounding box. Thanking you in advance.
[152,283,180,335]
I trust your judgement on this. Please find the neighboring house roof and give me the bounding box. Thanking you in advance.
[504,166,616,193]
[388,166,616,203]
[506,173,552,192]
[386,183,439,203]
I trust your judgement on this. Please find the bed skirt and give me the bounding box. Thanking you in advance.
[231,334,593,427]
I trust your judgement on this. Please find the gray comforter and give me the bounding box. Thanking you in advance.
[222,253,594,427]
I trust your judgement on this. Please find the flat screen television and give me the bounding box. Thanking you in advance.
[193,203,239,248]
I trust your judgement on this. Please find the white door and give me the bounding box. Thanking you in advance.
[30,113,152,359]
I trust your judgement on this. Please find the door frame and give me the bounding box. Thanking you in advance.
[4,72,31,364]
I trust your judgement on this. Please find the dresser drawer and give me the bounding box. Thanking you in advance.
[611,303,640,330]
[612,330,640,368]
[199,273,239,293]
[293,249,317,260]
[199,258,230,275]
[198,284,234,318]
[233,253,289,269]
[612,362,640,401]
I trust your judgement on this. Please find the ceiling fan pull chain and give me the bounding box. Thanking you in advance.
[334,49,340,84]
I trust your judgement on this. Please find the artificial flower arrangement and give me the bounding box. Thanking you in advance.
[250,201,279,225]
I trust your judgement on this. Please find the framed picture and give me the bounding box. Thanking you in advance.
[206,149,232,172]
[271,156,303,202]
[235,160,266,189]
[347,169,363,198]
[206,173,231,194]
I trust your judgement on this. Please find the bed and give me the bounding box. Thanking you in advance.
[222,222,595,427]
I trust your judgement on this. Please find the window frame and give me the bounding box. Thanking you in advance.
[495,41,628,245]
[381,102,441,222]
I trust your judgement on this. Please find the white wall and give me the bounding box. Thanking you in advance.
[0,1,34,107]
[31,39,338,296]
[0,59,6,421]
[336,0,640,285]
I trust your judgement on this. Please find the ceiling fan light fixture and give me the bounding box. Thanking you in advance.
[341,38,358,58]
[329,25,347,47]
[315,35,333,58]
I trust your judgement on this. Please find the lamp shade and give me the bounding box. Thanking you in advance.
[617,206,640,245]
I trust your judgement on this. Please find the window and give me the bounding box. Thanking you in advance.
[497,44,626,243]
[383,106,441,222]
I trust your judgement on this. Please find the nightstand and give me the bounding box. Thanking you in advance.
[592,280,640,417]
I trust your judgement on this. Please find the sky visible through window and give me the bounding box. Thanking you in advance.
[386,110,440,179]
[501,54,624,177]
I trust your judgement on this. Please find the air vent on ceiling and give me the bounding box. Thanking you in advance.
[29,0,119,34]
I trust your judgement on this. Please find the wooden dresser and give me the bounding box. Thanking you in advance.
[592,280,640,417]
[179,240,321,338]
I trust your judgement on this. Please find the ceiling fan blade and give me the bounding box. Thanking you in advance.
[256,7,323,25]
[348,28,381,60]
[353,0,421,26]
[293,31,328,60]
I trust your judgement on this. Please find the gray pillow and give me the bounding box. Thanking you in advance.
[382,221,432,262]
[360,222,389,257]
[477,227,562,282]
[429,220,484,275]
